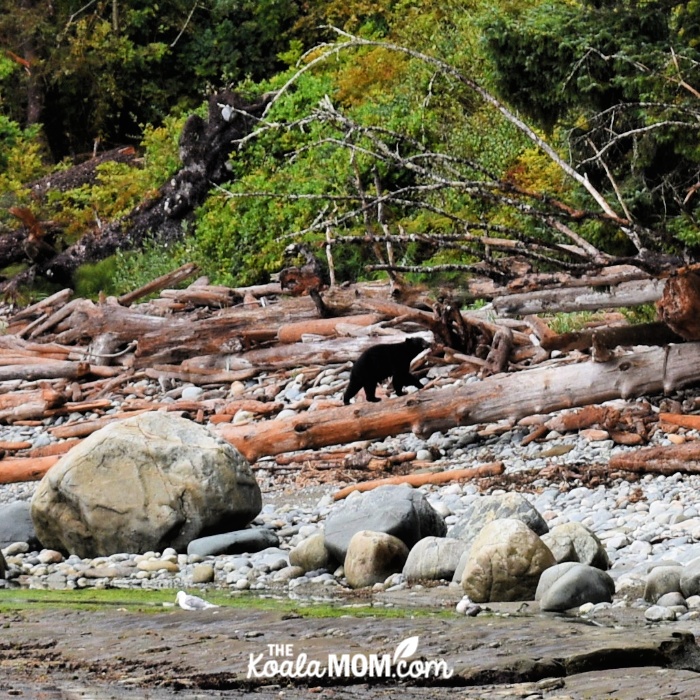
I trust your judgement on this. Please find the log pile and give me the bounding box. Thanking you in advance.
[2,263,700,488]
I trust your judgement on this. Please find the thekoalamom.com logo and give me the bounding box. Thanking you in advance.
[247,635,453,680]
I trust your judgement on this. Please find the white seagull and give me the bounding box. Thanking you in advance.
[176,590,219,611]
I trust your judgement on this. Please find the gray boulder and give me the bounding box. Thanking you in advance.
[645,565,683,603]
[447,493,548,554]
[251,547,289,572]
[344,530,409,589]
[536,562,615,612]
[541,522,610,570]
[324,485,446,562]
[460,518,555,603]
[645,604,677,622]
[0,501,40,550]
[403,536,467,582]
[680,557,700,598]
[452,550,470,584]
[187,528,279,557]
[31,412,262,557]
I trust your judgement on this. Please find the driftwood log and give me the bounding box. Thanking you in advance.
[609,442,700,475]
[656,272,700,341]
[217,342,700,462]
[332,462,505,499]
[494,275,665,316]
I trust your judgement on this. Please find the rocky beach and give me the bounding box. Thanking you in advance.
[4,371,700,697]
[2,281,700,697]
[2,378,700,611]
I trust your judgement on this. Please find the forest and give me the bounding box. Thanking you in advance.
[1,0,699,300]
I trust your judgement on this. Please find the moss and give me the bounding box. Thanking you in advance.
[0,588,452,618]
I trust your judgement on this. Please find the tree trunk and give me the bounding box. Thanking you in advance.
[609,442,700,475]
[0,456,60,485]
[217,342,700,462]
[493,277,665,316]
[333,462,505,499]
[277,314,383,343]
[1,92,273,290]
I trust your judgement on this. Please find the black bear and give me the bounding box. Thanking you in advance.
[343,337,430,404]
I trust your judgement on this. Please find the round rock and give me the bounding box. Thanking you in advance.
[191,564,216,584]
[460,518,555,603]
[402,536,467,582]
[680,557,700,598]
[31,412,262,557]
[536,562,615,612]
[289,533,333,572]
[540,522,610,570]
[644,565,683,603]
[344,530,409,589]
[0,502,41,550]
[447,492,548,553]
[187,528,279,557]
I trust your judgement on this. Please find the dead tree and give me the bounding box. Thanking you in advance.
[1,92,273,291]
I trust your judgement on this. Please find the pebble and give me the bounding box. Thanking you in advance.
[645,604,678,622]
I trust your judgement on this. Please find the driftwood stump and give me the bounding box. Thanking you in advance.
[657,272,700,340]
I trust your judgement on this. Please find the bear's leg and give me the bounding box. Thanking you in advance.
[363,382,380,402]
[405,372,424,389]
[343,380,361,405]
[393,372,423,396]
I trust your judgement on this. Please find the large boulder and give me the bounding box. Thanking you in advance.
[31,412,261,557]
[680,557,700,598]
[540,522,610,570]
[447,492,549,551]
[403,536,467,582]
[645,565,683,603]
[324,485,446,562]
[536,562,615,612]
[289,533,334,573]
[187,527,279,557]
[460,518,555,603]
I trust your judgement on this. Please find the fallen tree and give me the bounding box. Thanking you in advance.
[609,442,700,475]
[1,92,272,291]
[216,342,700,462]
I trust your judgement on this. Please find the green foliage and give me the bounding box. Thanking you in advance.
[621,303,659,325]
[546,304,658,334]
[547,310,606,334]
[0,587,451,618]
[42,114,184,246]
[480,1,680,129]
[179,0,299,85]
[73,256,122,299]
[3,0,700,293]
[0,0,300,159]
[110,238,195,297]
[0,118,48,223]
[480,0,700,238]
